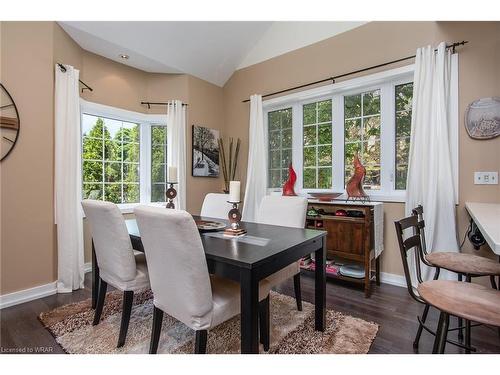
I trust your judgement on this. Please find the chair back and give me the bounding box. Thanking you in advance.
[256,195,307,229]
[81,200,137,282]
[411,205,429,256]
[134,206,213,329]
[200,193,233,220]
[394,215,426,302]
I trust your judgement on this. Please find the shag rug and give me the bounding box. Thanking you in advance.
[39,290,378,354]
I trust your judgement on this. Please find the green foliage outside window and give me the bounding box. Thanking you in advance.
[82,115,140,204]
[395,82,413,190]
[344,90,381,190]
[151,126,167,202]
[303,99,332,189]
[268,108,292,188]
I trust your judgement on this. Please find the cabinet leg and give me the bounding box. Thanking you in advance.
[364,252,371,298]
[375,257,380,286]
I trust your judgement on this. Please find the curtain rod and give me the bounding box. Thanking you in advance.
[57,63,93,93]
[140,101,189,109]
[242,40,468,103]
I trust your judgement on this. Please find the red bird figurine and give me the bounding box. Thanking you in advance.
[282,163,297,196]
[346,153,368,200]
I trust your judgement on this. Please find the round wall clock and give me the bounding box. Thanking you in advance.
[0,83,20,161]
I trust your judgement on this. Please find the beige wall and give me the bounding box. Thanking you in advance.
[223,21,500,280]
[1,22,225,295]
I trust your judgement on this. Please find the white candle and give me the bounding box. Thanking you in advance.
[229,181,240,202]
[168,166,178,183]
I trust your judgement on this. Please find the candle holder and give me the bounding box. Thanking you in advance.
[165,182,178,209]
[224,201,247,236]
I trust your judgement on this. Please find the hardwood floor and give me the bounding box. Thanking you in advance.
[1,272,499,354]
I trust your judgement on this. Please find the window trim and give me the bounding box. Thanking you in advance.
[80,99,167,209]
[263,60,459,203]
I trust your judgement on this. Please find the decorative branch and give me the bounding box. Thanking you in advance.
[218,137,241,192]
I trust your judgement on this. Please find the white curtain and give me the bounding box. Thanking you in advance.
[55,64,84,293]
[167,100,187,210]
[242,94,267,222]
[405,42,458,282]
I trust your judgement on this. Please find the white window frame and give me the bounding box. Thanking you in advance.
[263,59,459,203]
[80,99,168,211]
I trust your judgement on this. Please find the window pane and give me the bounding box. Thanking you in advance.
[152,126,166,145]
[81,113,141,204]
[123,142,140,163]
[151,183,166,202]
[83,183,102,200]
[303,147,315,167]
[267,108,292,188]
[123,184,140,203]
[363,90,380,116]
[303,103,316,125]
[364,166,381,190]
[281,149,292,168]
[303,126,316,146]
[344,119,361,143]
[318,100,332,122]
[104,184,121,203]
[123,163,140,183]
[318,168,332,189]
[344,94,361,118]
[364,116,380,138]
[318,123,332,144]
[318,145,332,166]
[303,168,316,189]
[151,163,165,183]
[395,82,413,190]
[104,162,122,183]
[82,161,103,182]
[269,130,281,149]
[83,137,103,160]
[282,128,292,148]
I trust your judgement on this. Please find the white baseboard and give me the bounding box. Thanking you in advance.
[0,282,57,309]
[379,272,406,288]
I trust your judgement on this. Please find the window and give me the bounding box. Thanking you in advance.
[268,107,292,188]
[80,101,167,206]
[150,126,168,202]
[303,100,332,189]
[344,90,381,190]
[82,114,140,203]
[394,83,413,190]
[264,62,458,201]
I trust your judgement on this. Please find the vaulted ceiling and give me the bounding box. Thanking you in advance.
[59,21,365,87]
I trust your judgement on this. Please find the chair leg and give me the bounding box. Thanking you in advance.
[195,330,208,354]
[149,306,164,354]
[457,274,463,342]
[293,274,302,311]
[490,275,498,290]
[413,303,430,350]
[259,295,270,351]
[117,291,134,348]
[92,278,107,326]
[432,311,449,354]
[465,319,471,354]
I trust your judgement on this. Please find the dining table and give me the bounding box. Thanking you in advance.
[91,215,327,354]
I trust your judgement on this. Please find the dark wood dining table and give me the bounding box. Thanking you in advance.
[91,215,327,354]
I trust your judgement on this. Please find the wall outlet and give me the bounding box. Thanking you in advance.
[474,171,498,185]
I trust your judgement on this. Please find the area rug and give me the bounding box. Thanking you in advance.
[39,290,378,354]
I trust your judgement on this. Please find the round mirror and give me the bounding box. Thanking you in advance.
[1,83,20,161]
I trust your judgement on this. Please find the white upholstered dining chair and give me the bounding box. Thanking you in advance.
[200,193,233,220]
[134,205,272,354]
[256,195,308,311]
[81,199,150,348]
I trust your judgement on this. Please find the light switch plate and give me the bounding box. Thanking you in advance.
[474,171,498,185]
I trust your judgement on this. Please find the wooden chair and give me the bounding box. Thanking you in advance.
[256,196,308,313]
[81,199,150,348]
[134,206,271,354]
[412,205,500,350]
